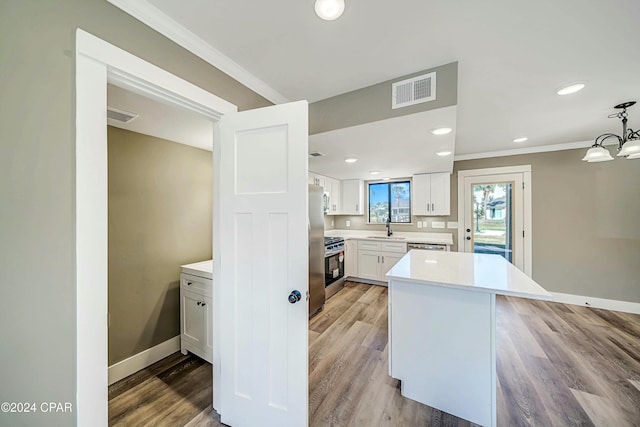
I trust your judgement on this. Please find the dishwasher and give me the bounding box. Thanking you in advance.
[407,242,449,251]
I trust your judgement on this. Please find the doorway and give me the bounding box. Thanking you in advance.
[75,28,236,425]
[457,166,532,276]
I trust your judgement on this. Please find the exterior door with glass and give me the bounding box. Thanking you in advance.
[461,171,530,274]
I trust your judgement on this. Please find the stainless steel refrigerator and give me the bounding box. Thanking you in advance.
[309,184,326,317]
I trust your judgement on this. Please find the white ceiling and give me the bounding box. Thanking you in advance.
[309,107,456,180]
[108,0,640,173]
[107,84,213,150]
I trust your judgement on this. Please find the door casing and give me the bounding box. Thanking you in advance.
[75,28,236,426]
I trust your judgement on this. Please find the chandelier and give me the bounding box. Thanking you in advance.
[582,101,640,162]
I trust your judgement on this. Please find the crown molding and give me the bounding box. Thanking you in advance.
[453,140,596,161]
[106,0,290,104]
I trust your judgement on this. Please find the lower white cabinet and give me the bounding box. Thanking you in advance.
[180,272,213,363]
[357,240,407,282]
[345,239,358,278]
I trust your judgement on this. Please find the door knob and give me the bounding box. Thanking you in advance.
[288,290,302,304]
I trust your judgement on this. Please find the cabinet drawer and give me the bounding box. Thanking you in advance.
[180,273,212,297]
[358,240,381,251]
[381,242,407,253]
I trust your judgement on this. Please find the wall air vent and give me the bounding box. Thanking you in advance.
[107,106,139,123]
[309,152,325,157]
[392,72,436,109]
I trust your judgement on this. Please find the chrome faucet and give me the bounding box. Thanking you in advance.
[386,216,393,237]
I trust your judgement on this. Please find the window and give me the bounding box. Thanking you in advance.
[368,180,411,223]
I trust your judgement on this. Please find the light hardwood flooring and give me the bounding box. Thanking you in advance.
[109,281,640,426]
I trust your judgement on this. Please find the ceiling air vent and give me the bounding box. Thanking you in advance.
[309,152,325,157]
[107,106,139,123]
[392,72,436,109]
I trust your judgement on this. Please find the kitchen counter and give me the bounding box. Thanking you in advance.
[180,260,213,279]
[387,250,550,427]
[325,229,453,246]
[386,250,551,299]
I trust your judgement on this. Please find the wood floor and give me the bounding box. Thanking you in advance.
[109,281,640,426]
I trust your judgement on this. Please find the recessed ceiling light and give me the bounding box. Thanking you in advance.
[315,0,345,20]
[513,137,528,143]
[435,150,452,156]
[369,171,380,175]
[344,158,358,163]
[431,127,453,135]
[557,83,585,96]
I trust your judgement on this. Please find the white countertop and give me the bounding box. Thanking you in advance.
[386,250,551,300]
[180,260,213,279]
[325,229,453,245]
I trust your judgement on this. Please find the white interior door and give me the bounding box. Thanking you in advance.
[461,171,530,275]
[215,101,309,427]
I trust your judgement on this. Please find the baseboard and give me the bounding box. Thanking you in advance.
[552,292,640,315]
[108,335,181,385]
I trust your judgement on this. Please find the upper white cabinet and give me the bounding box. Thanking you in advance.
[309,173,341,215]
[325,176,341,215]
[413,173,451,216]
[341,179,364,215]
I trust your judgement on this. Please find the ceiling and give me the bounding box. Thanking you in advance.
[309,107,456,180]
[107,84,213,150]
[108,0,640,172]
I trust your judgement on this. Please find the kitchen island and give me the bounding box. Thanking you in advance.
[386,250,551,427]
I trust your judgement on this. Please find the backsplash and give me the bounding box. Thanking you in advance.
[330,214,459,251]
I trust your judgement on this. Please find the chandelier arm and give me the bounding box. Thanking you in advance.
[594,133,622,147]
[627,128,640,139]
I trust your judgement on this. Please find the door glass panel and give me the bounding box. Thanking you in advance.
[471,182,513,262]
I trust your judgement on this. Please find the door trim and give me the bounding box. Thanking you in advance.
[75,29,236,426]
[457,165,532,277]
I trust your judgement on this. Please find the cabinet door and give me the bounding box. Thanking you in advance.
[328,177,341,214]
[380,252,404,280]
[345,240,358,278]
[358,250,380,280]
[182,289,204,350]
[341,179,364,215]
[412,174,432,216]
[430,172,451,216]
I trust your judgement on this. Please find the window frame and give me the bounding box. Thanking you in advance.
[367,179,412,224]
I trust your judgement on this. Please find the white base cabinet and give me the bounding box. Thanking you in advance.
[180,272,213,363]
[345,239,358,278]
[357,240,407,283]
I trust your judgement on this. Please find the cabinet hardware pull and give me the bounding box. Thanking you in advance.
[197,301,201,306]
[187,282,192,286]
[201,302,206,307]
[432,203,435,211]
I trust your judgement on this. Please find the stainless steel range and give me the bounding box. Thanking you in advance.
[324,236,345,299]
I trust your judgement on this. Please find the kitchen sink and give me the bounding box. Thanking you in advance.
[367,236,406,240]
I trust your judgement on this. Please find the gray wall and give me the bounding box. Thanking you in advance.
[333,148,640,303]
[309,62,457,135]
[108,126,212,366]
[0,1,270,425]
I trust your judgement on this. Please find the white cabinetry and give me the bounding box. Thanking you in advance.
[413,173,451,216]
[180,272,212,363]
[310,173,341,214]
[357,240,407,283]
[341,179,364,215]
[325,177,341,215]
[345,239,358,278]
